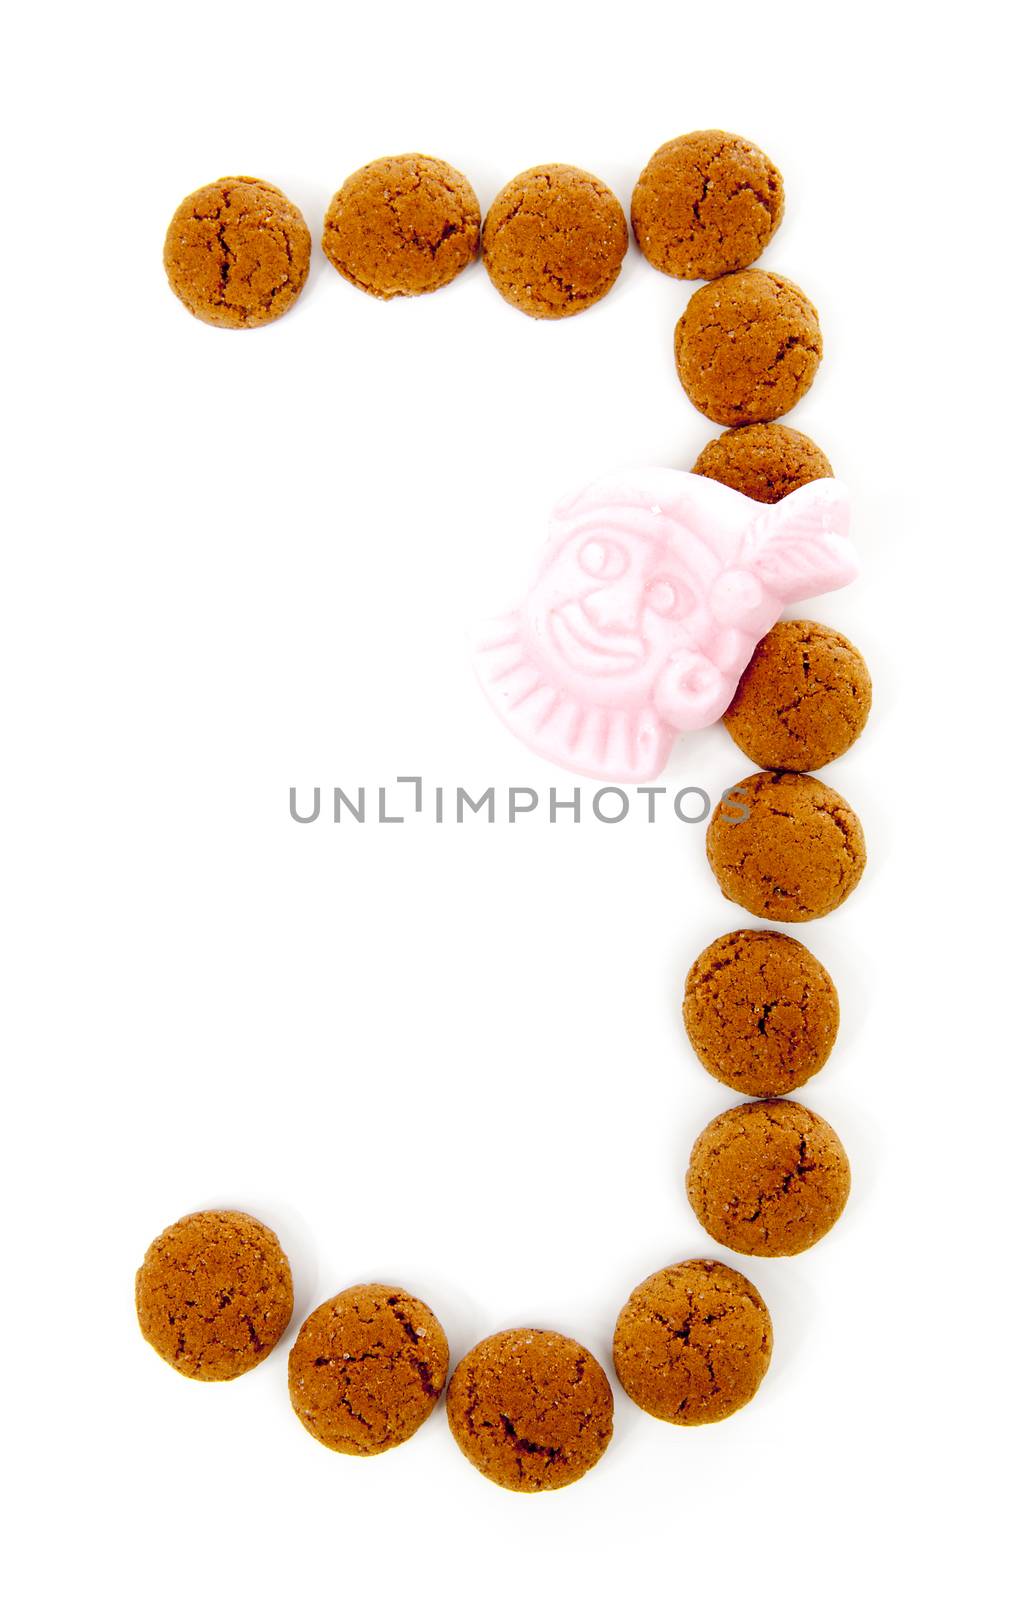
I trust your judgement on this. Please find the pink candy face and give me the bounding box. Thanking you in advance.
[526,516,709,702]
[475,470,857,781]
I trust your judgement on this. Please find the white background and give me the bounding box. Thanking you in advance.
[3,2,1027,1594]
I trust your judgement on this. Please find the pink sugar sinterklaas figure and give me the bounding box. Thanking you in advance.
[474,468,857,781]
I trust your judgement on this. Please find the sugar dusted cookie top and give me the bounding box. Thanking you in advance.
[707,769,866,921]
[613,1258,772,1423]
[447,1328,613,1491]
[687,1099,851,1256]
[684,928,839,1097]
[288,1283,449,1455]
[482,164,628,319]
[632,130,784,280]
[676,270,823,425]
[724,619,872,772]
[163,177,311,329]
[322,153,480,298]
[693,422,833,504]
[135,1209,293,1379]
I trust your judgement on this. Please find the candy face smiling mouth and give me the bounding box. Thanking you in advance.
[475,468,858,781]
[547,602,647,674]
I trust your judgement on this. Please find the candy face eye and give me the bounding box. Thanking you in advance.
[645,576,691,618]
[578,538,628,580]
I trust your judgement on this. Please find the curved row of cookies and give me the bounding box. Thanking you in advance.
[134,619,870,1489]
[135,1209,775,1491]
[133,610,872,1491]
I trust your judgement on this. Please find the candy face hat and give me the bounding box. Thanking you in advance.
[474,468,858,781]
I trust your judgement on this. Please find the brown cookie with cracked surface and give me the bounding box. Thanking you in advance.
[707,769,866,922]
[723,620,872,772]
[613,1258,772,1423]
[687,1098,851,1256]
[163,177,311,329]
[322,154,480,299]
[135,1209,293,1379]
[684,929,839,1097]
[482,164,628,319]
[632,130,783,280]
[675,270,822,425]
[693,422,832,503]
[446,1328,613,1492]
[288,1283,448,1455]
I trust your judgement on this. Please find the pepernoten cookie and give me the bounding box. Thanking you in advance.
[693,423,833,504]
[135,1209,293,1379]
[446,1328,613,1491]
[687,1098,851,1256]
[163,177,311,329]
[723,620,872,772]
[632,130,784,280]
[288,1283,449,1455]
[684,929,839,1097]
[613,1258,772,1423]
[707,770,866,921]
[323,154,480,299]
[675,270,822,425]
[482,165,628,319]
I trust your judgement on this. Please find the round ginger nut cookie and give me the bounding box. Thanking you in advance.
[446,1328,613,1492]
[632,130,784,280]
[163,177,311,329]
[707,770,866,922]
[482,164,628,319]
[613,1258,772,1423]
[675,270,822,425]
[135,1209,293,1380]
[723,620,872,772]
[687,1098,851,1256]
[288,1283,449,1455]
[322,153,480,299]
[684,929,839,1097]
[692,422,832,503]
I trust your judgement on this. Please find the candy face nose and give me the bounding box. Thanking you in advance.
[581,579,642,634]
